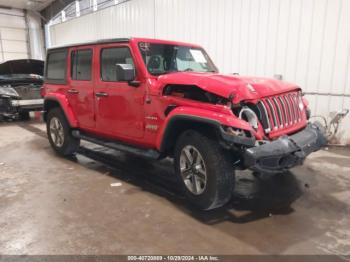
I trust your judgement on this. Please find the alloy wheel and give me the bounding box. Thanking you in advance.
[179,145,207,195]
[49,117,64,147]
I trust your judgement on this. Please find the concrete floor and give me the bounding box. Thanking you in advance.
[0,118,350,255]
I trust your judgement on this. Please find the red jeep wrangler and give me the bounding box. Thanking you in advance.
[42,38,326,210]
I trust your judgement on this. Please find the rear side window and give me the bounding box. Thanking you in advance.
[101,47,134,82]
[46,49,67,84]
[71,49,92,81]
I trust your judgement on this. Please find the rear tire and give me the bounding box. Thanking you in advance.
[174,130,234,210]
[46,108,80,156]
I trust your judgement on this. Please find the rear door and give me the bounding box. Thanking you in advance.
[67,46,95,129]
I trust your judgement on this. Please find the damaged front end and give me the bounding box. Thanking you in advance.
[0,59,44,120]
[219,119,327,173]
[220,91,327,173]
[0,87,20,119]
[242,122,327,173]
[160,78,327,173]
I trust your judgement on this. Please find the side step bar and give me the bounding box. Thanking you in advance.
[72,130,161,159]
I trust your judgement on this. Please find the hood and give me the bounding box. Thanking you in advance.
[0,59,44,76]
[156,72,300,103]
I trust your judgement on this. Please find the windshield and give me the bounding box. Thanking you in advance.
[138,42,217,75]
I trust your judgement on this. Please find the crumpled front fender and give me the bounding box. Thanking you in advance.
[156,106,254,151]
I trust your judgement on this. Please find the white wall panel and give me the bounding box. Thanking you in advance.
[0,8,29,62]
[0,9,44,63]
[48,0,350,143]
[2,40,27,53]
[0,15,26,28]
[50,0,154,47]
[3,52,28,61]
[1,28,27,41]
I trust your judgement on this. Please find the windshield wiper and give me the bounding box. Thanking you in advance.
[151,70,178,76]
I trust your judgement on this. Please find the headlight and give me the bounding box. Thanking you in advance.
[0,87,19,97]
[239,106,258,130]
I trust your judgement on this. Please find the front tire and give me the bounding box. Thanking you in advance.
[174,130,235,210]
[46,108,80,156]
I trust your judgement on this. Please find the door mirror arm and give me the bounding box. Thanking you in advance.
[128,80,141,87]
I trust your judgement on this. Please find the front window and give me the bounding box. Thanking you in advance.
[138,42,217,75]
[101,47,134,82]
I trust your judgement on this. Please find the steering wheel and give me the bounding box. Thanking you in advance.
[183,68,194,72]
[147,56,161,72]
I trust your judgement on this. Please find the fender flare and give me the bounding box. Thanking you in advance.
[44,94,78,128]
[156,106,254,152]
[158,115,221,152]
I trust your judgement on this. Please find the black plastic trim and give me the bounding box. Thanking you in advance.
[159,115,255,152]
[47,38,130,51]
[243,122,327,173]
[164,104,177,116]
[72,130,160,160]
[43,98,69,123]
[160,115,221,153]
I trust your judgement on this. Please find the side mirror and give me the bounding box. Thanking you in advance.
[116,64,135,82]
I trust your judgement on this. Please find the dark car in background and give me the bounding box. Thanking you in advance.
[0,59,44,120]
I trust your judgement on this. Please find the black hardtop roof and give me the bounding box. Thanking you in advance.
[47,38,130,51]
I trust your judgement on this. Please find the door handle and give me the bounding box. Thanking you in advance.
[95,92,109,98]
[67,89,79,94]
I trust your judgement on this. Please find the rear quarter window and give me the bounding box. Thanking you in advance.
[45,49,67,84]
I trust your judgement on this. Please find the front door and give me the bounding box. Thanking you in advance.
[67,46,95,129]
[94,44,145,139]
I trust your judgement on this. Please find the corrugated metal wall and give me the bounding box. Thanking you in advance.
[48,0,350,143]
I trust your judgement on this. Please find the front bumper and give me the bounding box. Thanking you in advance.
[11,98,43,109]
[0,97,43,118]
[243,122,327,173]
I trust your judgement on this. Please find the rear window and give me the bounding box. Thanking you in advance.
[71,49,92,81]
[46,49,67,84]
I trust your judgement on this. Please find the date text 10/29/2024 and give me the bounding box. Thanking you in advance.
[127,256,220,261]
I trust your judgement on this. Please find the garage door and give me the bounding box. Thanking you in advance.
[0,8,29,62]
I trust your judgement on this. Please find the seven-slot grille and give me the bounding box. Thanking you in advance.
[256,91,304,133]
